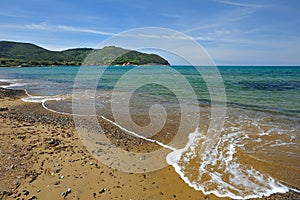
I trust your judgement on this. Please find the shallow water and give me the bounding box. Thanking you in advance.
[167,108,300,199]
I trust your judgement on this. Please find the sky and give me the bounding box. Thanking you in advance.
[0,0,300,65]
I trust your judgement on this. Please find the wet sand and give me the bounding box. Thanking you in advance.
[0,86,299,200]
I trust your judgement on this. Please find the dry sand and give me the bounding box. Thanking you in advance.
[0,86,299,200]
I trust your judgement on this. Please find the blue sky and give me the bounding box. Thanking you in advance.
[1,0,299,65]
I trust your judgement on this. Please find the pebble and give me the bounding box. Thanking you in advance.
[61,188,71,197]
[0,107,8,111]
[23,190,29,195]
[140,155,146,160]
[99,188,106,194]
[48,139,55,145]
[60,175,64,179]
[89,162,94,165]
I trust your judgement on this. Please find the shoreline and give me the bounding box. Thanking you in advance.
[0,86,217,200]
[0,86,299,199]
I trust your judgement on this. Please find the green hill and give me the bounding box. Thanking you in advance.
[83,46,170,66]
[0,41,170,67]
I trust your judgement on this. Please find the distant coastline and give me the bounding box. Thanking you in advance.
[0,41,170,67]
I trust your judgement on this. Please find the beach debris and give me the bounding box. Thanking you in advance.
[99,188,106,194]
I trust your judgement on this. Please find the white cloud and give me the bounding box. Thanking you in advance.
[57,25,115,36]
[0,23,115,36]
[217,0,272,8]
[1,22,216,43]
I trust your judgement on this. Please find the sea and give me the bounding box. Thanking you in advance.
[0,65,299,199]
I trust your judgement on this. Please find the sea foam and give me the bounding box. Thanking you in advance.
[165,121,298,199]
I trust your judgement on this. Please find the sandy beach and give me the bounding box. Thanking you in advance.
[0,85,299,200]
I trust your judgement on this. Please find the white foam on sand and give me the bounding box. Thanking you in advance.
[0,78,70,115]
[0,78,26,88]
[166,125,299,199]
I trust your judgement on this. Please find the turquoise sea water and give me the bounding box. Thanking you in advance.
[0,65,299,199]
[0,65,299,117]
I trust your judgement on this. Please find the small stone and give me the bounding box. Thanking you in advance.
[140,155,146,160]
[99,188,106,194]
[0,107,8,111]
[60,175,64,179]
[61,192,65,196]
[23,190,29,195]
[48,139,55,145]
[81,156,86,160]
[89,162,94,165]
[36,189,41,193]
[14,181,20,186]
[28,196,37,200]
[67,188,71,193]
[55,168,61,173]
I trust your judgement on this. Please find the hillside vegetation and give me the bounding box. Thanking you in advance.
[0,41,170,67]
